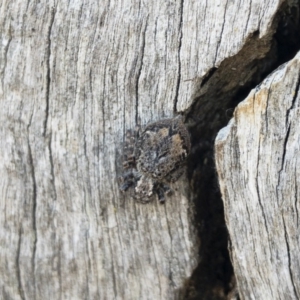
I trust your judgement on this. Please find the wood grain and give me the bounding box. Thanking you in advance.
[215,52,300,300]
[0,0,289,298]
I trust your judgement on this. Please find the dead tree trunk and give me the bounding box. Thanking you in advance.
[215,52,300,299]
[1,0,299,299]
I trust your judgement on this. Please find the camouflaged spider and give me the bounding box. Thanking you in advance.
[119,116,191,204]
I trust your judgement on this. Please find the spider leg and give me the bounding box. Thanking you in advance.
[162,184,173,196]
[119,170,137,192]
[156,186,165,204]
[165,166,184,183]
[122,129,138,169]
[153,181,170,204]
[123,154,136,169]
[120,181,133,192]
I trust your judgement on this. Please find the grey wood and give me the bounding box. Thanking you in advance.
[0,0,289,299]
[215,52,300,300]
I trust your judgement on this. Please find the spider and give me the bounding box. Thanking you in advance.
[119,116,190,204]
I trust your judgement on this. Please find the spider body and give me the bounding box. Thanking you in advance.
[120,116,190,203]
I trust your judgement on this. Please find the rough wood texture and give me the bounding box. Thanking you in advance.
[215,51,300,299]
[0,0,292,299]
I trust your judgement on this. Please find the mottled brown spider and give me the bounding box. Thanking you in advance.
[119,116,190,204]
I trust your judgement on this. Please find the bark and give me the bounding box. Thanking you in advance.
[0,0,298,299]
[215,52,300,299]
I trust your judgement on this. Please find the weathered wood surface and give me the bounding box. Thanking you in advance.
[215,51,300,299]
[0,0,290,299]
